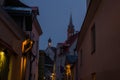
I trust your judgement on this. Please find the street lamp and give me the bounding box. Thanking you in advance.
[0,51,6,72]
[51,73,55,80]
[66,64,71,80]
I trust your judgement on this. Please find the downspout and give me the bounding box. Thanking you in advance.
[29,51,36,80]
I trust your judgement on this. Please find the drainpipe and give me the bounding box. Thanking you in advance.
[29,52,36,80]
[28,38,35,80]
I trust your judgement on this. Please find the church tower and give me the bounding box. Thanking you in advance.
[67,14,75,39]
[48,38,52,47]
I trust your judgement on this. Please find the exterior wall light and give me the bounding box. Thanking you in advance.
[22,39,34,54]
[66,64,71,76]
[0,51,6,71]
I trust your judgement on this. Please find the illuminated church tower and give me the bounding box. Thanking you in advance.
[48,38,52,47]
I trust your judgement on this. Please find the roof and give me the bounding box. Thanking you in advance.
[33,15,43,36]
[31,7,39,15]
[3,0,42,34]
[45,55,54,65]
[58,33,78,56]
[66,55,77,64]
[65,32,79,47]
[76,0,101,50]
[46,46,56,60]
[4,0,29,7]
[46,46,56,54]
[50,47,57,53]
[65,33,78,51]
[4,0,31,15]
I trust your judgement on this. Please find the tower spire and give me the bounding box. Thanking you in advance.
[67,13,75,39]
[69,12,73,26]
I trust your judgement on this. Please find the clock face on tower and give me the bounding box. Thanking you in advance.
[48,42,51,47]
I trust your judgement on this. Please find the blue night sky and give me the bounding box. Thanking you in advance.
[21,0,86,50]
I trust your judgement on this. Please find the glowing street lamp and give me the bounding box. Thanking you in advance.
[66,64,71,80]
[0,51,6,72]
[51,73,55,80]
[66,64,71,76]
[22,39,34,54]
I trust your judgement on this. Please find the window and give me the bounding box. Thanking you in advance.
[25,15,32,31]
[91,24,96,54]
[91,72,96,80]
